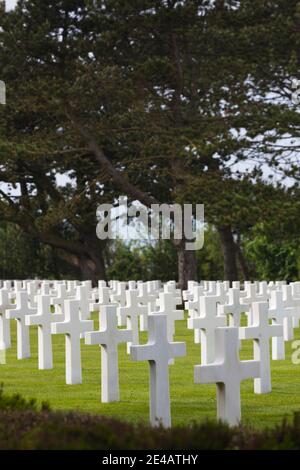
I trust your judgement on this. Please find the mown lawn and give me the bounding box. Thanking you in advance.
[0,312,300,428]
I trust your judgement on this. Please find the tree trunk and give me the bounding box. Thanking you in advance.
[58,246,106,286]
[218,225,238,283]
[175,240,198,290]
[78,251,106,286]
[34,229,107,286]
[78,233,106,285]
[235,241,250,281]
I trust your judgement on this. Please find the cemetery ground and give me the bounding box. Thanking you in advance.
[1,313,300,429]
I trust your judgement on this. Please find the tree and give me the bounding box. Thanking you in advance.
[2,0,297,286]
[0,0,115,284]
[56,0,279,286]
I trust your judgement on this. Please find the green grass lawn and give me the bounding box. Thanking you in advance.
[1,312,300,428]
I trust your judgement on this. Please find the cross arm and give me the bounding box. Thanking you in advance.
[194,362,224,384]
[130,343,155,362]
[239,326,259,340]
[25,314,42,327]
[170,341,186,359]
[82,320,94,333]
[239,360,260,381]
[51,322,69,335]
[6,307,18,320]
[270,324,284,338]
[85,330,107,346]
[117,328,133,344]
[187,316,205,330]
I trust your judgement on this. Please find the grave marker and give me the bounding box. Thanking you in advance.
[0,288,12,349]
[195,327,260,426]
[188,296,227,364]
[131,314,186,427]
[85,305,132,402]
[240,302,283,393]
[268,290,287,360]
[119,289,147,353]
[6,291,37,359]
[51,299,94,384]
[25,294,58,369]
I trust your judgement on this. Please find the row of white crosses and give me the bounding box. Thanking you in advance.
[185,280,300,426]
[0,278,166,359]
[1,278,300,428]
[0,279,186,427]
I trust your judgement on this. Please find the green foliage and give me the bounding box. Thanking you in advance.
[106,239,178,281]
[244,223,300,281]
[0,384,50,412]
[106,227,224,282]
[196,226,224,280]
[0,222,78,280]
[106,240,145,281]
[1,395,300,449]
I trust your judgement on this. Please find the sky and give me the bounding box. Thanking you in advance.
[6,0,17,11]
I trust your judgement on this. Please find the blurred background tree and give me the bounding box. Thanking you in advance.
[1,0,300,284]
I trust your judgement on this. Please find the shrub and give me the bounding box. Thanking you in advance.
[1,388,300,449]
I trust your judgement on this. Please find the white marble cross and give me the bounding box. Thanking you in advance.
[67,280,78,297]
[85,305,132,402]
[3,280,12,291]
[291,282,300,328]
[40,281,51,296]
[185,286,204,344]
[258,281,269,299]
[51,299,94,384]
[6,291,37,359]
[222,281,230,291]
[82,280,92,292]
[128,280,136,290]
[138,282,158,332]
[188,296,227,364]
[98,280,107,289]
[195,327,260,426]
[232,281,240,289]
[25,294,59,370]
[0,288,12,349]
[131,313,186,427]
[110,282,127,325]
[164,283,182,306]
[110,281,126,305]
[90,285,111,313]
[75,285,91,321]
[220,288,248,327]
[185,286,204,315]
[51,284,68,320]
[241,283,260,303]
[207,282,227,305]
[282,285,300,340]
[206,281,216,295]
[240,283,265,324]
[182,281,198,301]
[27,281,38,308]
[119,289,147,353]
[156,291,184,342]
[268,290,288,360]
[155,291,184,365]
[240,302,283,394]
